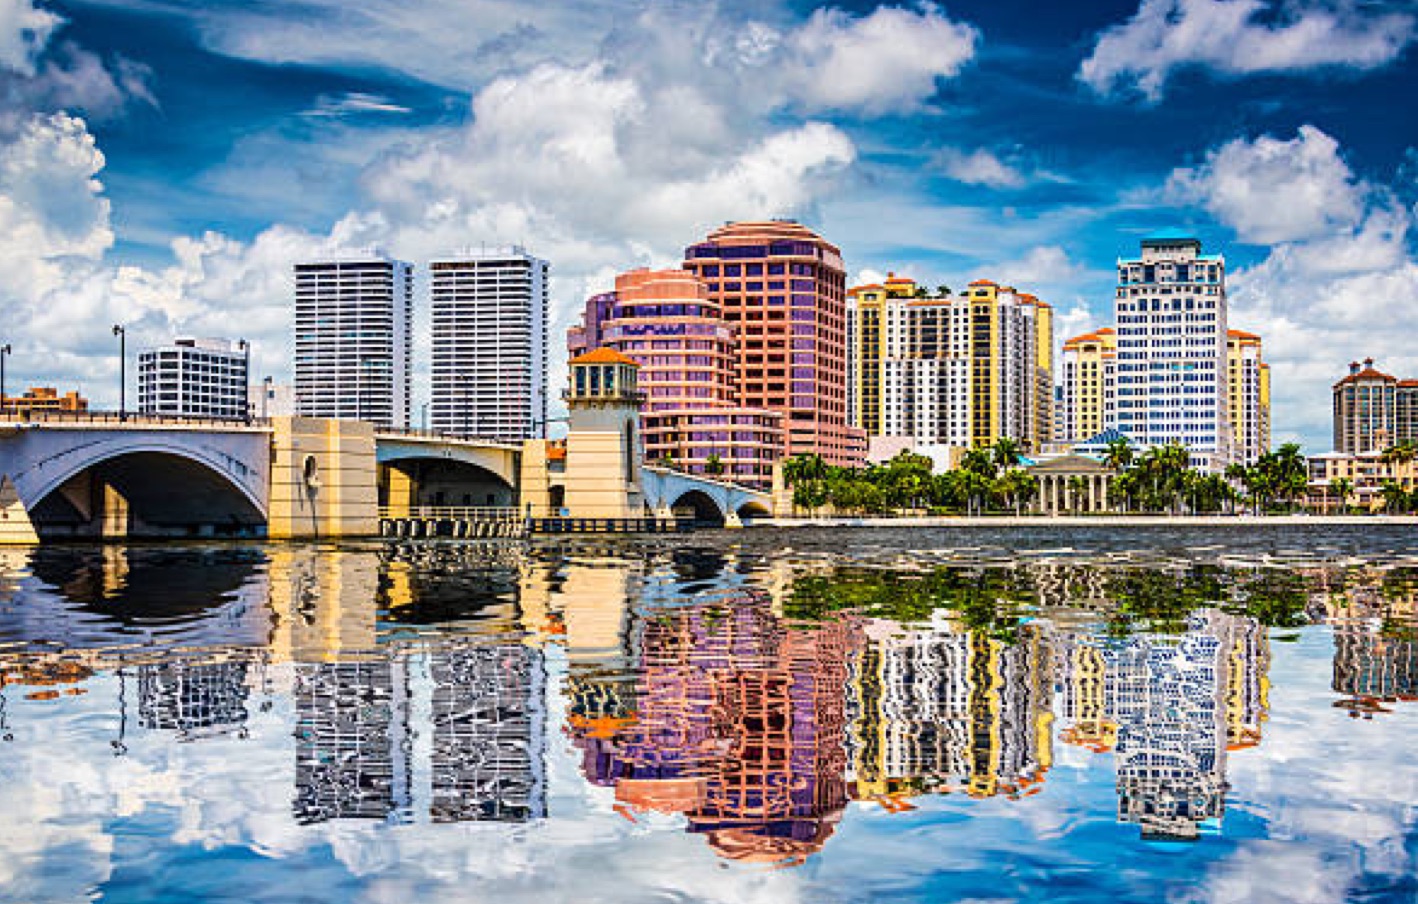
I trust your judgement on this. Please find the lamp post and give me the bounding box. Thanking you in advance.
[111,324,126,421]
[237,339,250,423]
[0,343,10,412]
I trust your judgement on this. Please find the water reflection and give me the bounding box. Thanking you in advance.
[0,535,1415,900]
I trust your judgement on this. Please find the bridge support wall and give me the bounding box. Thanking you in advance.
[268,417,378,539]
[0,476,38,545]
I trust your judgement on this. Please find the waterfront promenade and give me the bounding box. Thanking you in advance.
[762,514,1418,528]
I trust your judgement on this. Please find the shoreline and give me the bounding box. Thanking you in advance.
[755,514,1418,528]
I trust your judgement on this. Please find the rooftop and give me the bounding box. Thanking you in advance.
[570,347,640,367]
[1141,228,1201,246]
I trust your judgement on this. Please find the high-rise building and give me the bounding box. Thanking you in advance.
[683,221,866,466]
[846,275,1053,451]
[1332,357,1418,454]
[567,269,783,489]
[1226,330,1270,463]
[294,257,413,430]
[1057,328,1117,446]
[1113,232,1231,470]
[137,337,249,420]
[430,249,548,440]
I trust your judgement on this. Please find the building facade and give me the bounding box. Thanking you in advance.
[429,249,549,440]
[847,274,1053,452]
[294,257,413,430]
[683,221,865,466]
[1226,330,1270,464]
[1113,233,1231,470]
[0,387,88,417]
[1056,328,1116,446]
[137,337,249,420]
[568,268,783,490]
[1332,358,1418,454]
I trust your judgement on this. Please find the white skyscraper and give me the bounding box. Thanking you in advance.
[137,337,249,420]
[293,257,413,430]
[429,249,548,440]
[1113,232,1231,470]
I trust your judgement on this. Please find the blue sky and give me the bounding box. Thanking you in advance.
[2,0,1417,449]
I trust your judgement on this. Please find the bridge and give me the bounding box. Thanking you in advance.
[0,414,772,542]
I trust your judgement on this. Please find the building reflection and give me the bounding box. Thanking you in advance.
[1326,573,1417,717]
[846,618,1053,806]
[138,658,252,740]
[569,590,860,866]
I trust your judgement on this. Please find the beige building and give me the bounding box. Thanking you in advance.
[1057,329,1116,445]
[1227,330,1270,464]
[848,275,1053,453]
[1307,450,1417,510]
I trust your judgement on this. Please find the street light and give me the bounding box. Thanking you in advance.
[111,324,126,421]
[0,343,10,412]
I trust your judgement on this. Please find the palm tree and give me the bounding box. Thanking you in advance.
[704,454,725,476]
[990,437,1023,474]
[1331,477,1354,514]
[1380,479,1410,514]
[1103,437,1134,472]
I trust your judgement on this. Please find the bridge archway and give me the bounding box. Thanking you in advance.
[736,500,771,522]
[27,449,267,539]
[670,489,727,526]
[379,456,516,510]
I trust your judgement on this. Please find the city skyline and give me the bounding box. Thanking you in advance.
[0,2,1416,451]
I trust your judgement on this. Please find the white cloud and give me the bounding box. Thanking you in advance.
[1081,0,1417,100]
[302,92,411,118]
[934,147,1026,188]
[772,3,979,115]
[0,0,60,76]
[1164,125,1367,245]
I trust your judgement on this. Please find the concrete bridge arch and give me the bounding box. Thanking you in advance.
[639,467,773,526]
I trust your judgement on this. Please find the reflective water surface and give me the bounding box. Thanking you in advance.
[1,526,1415,903]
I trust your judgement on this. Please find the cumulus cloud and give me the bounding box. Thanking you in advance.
[1164,125,1368,245]
[771,3,979,115]
[1163,126,1418,447]
[1081,0,1417,100]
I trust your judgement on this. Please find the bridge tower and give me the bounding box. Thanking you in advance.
[560,348,645,518]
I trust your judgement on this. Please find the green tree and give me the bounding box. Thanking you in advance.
[704,454,725,476]
[1103,436,1134,472]
[1331,477,1354,514]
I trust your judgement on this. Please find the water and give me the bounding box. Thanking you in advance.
[1,526,1415,903]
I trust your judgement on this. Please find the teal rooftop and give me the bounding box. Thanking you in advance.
[1141,228,1201,246]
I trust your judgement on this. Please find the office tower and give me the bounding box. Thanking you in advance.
[846,274,1053,451]
[683,221,866,466]
[567,269,783,489]
[293,257,413,430]
[429,249,548,440]
[1227,330,1270,463]
[137,337,249,420]
[1332,357,1418,453]
[1113,232,1231,470]
[1057,328,1117,445]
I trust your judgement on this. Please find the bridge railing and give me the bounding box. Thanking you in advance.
[374,427,525,448]
[1,410,273,429]
[378,506,523,521]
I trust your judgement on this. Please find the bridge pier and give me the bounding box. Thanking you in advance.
[0,476,39,545]
[267,417,378,540]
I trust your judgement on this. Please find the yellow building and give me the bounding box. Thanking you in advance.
[1057,329,1116,445]
[1227,330,1270,463]
[847,275,1053,452]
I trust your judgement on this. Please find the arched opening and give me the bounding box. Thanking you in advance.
[548,485,566,515]
[379,458,516,510]
[28,451,266,539]
[736,501,771,523]
[670,490,726,526]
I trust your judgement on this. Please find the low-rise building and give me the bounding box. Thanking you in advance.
[0,386,89,417]
[1307,450,1417,510]
[138,337,249,419]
